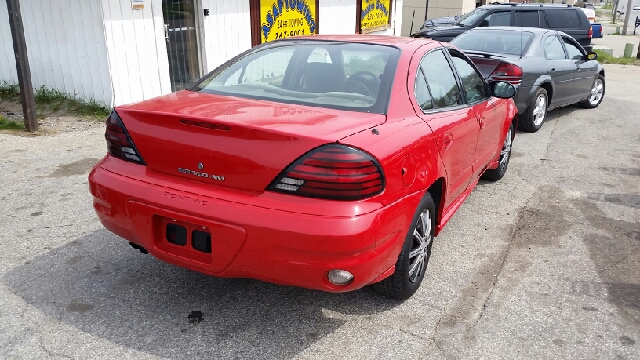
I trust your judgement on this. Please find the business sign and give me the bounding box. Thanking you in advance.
[260,0,317,43]
[360,0,391,33]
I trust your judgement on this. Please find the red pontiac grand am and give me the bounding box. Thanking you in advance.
[89,35,517,299]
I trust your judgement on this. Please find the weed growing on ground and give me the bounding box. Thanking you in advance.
[0,115,23,130]
[594,50,640,66]
[0,85,110,119]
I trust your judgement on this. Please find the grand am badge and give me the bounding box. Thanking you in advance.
[178,167,225,181]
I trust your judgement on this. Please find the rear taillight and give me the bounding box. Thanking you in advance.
[267,144,384,201]
[588,26,593,38]
[105,111,145,165]
[491,62,523,85]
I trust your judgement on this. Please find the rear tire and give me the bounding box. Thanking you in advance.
[519,88,547,133]
[579,74,605,109]
[482,122,514,181]
[373,193,435,300]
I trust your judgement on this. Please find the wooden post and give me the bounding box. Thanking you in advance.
[6,0,37,132]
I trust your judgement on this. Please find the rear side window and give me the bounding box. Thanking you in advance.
[420,50,463,109]
[415,71,434,111]
[544,35,567,60]
[514,11,539,27]
[545,9,581,28]
[482,11,511,27]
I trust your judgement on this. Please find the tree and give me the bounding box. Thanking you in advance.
[622,0,634,34]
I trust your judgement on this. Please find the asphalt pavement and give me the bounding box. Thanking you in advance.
[0,64,639,359]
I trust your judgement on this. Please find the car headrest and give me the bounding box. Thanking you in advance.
[302,62,346,93]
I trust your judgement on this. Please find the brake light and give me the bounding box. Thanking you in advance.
[267,144,384,201]
[105,111,145,165]
[491,62,523,85]
[588,26,593,38]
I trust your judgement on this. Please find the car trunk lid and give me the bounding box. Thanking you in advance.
[115,91,386,193]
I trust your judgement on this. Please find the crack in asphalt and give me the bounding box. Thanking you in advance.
[474,213,523,325]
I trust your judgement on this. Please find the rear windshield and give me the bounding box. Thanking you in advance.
[545,9,581,28]
[193,41,400,114]
[450,30,535,56]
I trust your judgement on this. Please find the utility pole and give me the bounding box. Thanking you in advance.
[6,0,37,132]
[621,0,634,34]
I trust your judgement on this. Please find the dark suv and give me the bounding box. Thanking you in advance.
[412,4,593,47]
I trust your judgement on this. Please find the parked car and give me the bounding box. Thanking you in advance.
[450,27,604,132]
[634,6,640,11]
[412,3,594,47]
[89,35,518,300]
[580,7,596,23]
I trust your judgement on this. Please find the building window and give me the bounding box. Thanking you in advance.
[250,0,319,46]
[357,0,393,34]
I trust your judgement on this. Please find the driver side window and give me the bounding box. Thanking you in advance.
[562,37,584,60]
[449,54,488,104]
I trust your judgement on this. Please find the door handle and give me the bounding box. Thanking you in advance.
[478,117,486,129]
[164,24,169,40]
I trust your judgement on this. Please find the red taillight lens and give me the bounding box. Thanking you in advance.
[588,26,593,38]
[267,144,384,201]
[491,62,523,85]
[105,111,146,165]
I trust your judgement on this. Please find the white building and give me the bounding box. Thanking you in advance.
[0,0,402,108]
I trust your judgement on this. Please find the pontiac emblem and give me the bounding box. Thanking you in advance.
[198,162,204,170]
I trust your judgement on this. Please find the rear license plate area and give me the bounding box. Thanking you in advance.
[155,216,213,263]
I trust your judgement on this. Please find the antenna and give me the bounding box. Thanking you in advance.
[520,8,523,60]
[410,10,416,36]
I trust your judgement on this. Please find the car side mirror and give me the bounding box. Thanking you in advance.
[491,81,516,99]
[586,52,598,61]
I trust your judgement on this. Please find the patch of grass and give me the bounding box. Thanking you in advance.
[594,50,640,66]
[0,115,23,130]
[0,83,20,101]
[34,87,110,118]
[1,85,110,118]
[66,98,111,118]
[0,86,111,119]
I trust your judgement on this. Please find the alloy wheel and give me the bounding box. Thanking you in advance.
[589,78,604,106]
[499,126,513,170]
[532,93,547,126]
[408,209,432,283]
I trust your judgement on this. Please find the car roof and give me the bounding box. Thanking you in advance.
[276,34,439,52]
[481,3,577,10]
[464,26,553,36]
[461,27,577,42]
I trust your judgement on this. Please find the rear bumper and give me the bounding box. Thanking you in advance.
[514,85,533,114]
[89,156,419,293]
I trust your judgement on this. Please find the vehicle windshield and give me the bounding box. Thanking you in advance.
[193,41,400,114]
[451,30,535,56]
[456,8,487,26]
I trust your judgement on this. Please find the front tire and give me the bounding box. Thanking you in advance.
[482,122,514,181]
[519,88,547,133]
[579,74,605,109]
[373,193,435,300]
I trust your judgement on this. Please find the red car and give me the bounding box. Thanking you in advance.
[89,35,517,299]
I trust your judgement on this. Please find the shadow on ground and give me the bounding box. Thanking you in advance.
[3,229,399,359]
